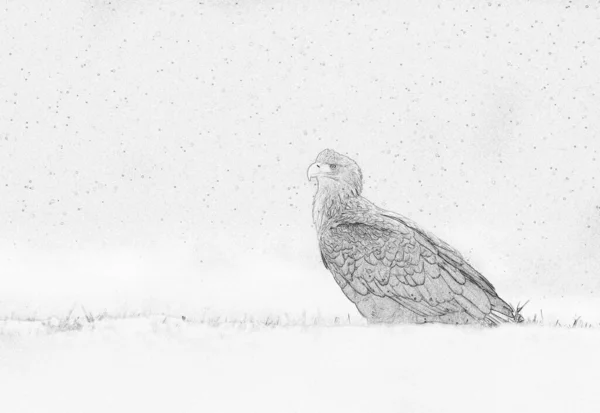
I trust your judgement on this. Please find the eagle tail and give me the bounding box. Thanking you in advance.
[485,296,526,326]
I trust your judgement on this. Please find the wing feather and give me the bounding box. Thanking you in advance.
[319,204,518,324]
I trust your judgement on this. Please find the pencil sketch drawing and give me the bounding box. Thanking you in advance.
[309,149,523,326]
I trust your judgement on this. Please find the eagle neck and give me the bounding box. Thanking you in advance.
[312,180,355,234]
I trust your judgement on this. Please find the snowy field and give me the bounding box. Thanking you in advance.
[1,246,600,413]
[2,315,600,413]
[2,0,600,412]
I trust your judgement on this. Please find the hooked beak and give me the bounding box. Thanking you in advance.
[307,162,323,181]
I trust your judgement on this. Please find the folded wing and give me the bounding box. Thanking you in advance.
[319,207,517,325]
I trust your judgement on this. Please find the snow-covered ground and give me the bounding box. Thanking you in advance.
[2,316,599,413]
[1,245,599,413]
[1,244,599,325]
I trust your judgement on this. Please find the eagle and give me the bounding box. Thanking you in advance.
[308,149,523,326]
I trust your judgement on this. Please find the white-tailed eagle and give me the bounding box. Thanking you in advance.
[308,149,523,326]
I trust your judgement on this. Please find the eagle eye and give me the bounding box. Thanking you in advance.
[330,164,338,170]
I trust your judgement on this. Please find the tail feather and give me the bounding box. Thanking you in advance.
[485,297,527,326]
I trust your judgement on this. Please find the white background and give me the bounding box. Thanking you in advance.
[1,0,599,321]
[2,2,600,413]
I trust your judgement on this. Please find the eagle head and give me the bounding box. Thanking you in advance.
[307,149,363,196]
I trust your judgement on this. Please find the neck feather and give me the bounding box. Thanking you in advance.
[312,179,357,233]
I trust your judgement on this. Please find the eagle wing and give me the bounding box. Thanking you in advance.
[319,203,516,325]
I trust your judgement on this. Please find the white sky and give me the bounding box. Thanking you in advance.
[1,0,599,319]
